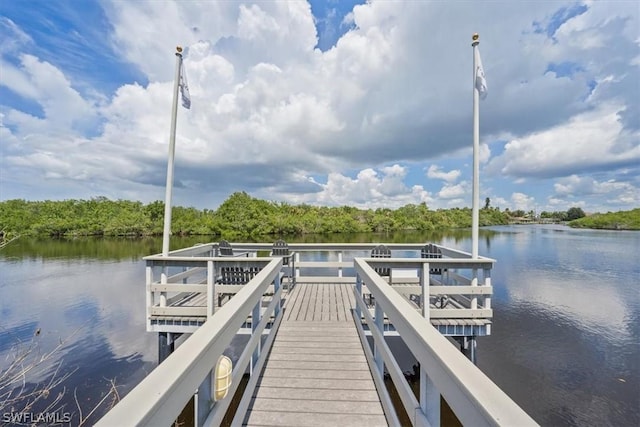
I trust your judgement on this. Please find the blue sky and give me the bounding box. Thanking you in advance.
[1,1,638,213]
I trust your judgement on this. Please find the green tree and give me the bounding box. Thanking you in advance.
[566,207,586,221]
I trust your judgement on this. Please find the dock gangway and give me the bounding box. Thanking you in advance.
[97,242,537,426]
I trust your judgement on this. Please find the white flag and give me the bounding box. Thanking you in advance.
[475,48,488,100]
[179,60,191,109]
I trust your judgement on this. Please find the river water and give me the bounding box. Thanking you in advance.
[0,225,638,425]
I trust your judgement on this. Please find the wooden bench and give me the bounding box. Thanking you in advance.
[217,266,261,306]
[270,240,296,289]
[421,243,444,275]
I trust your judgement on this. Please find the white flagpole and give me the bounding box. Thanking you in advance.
[162,46,184,257]
[471,34,480,259]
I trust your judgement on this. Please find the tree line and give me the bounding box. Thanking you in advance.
[568,208,640,230]
[4,193,634,237]
[0,192,510,238]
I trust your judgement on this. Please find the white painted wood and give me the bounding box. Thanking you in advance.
[97,259,283,427]
[354,258,537,427]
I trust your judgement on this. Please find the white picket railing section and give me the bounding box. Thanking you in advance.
[353,257,537,426]
[96,258,283,427]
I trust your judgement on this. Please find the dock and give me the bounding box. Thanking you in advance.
[244,284,386,426]
[97,241,538,427]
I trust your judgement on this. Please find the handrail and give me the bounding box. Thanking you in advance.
[353,258,537,426]
[145,257,277,323]
[97,258,283,426]
[144,247,494,323]
[147,242,494,258]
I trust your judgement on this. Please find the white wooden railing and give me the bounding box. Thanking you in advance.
[353,257,537,427]
[145,255,275,331]
[145,242,494,330]
[97,258,283,426]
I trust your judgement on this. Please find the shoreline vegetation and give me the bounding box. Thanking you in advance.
[1,192,638,239]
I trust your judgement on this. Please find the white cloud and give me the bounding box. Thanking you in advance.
[511,192,536,211]
[486,103,640,179]
[0,17,32,54]
[1,54,97,132]
[553,174,639,206]
[438,181,469,200]
[479,143,491,164]
[427,165,461,183]
[281,165,433,209]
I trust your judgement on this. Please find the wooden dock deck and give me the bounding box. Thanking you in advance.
[242,283,388,426]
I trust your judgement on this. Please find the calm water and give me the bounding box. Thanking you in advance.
[0,226,638,425]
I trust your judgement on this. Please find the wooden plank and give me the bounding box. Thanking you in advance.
[276,328,357,337]
[274,335,359,343]
[280,321,354,328]
[150,283,206,293]
[429,308,492,318]
[321,284,330,321]
[266,353,367,363]
[264,361,369,371]
[244,411,387,427]
[285,283,304,321]
[268,346,364,356]
[255,377,375,389]
[430,285,492,295]
[149,306,207,316]
[300,283,314,321]
[253,387,381,402]
[294,261,352,268]
[341,284,354,320]
[295,276,355,284]
[311,283,321,321]
[247,397,385,415]
[261,368,373,380]
[334,285,341,321]
[272,341,362,349]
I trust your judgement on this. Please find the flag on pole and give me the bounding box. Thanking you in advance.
[475,48,488,100]
[179,60,191,109]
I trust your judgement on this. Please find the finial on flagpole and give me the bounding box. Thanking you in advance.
[176,46,183,56]
[472,33,479,46]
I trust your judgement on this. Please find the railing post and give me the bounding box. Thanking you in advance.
[273,274,281,317]
[462,336,477,365]
[251,301,261,374]
[418,260,439,425]
[355,274,362,320]
[374,300,384,375]
[420,262,429,319]
[160,263,168,307]
[338,251,343,278]
[420,366,440,426]
[483,267,491,310]
[295,252,300,279]
[207,260,215,317]
[158,332,175,363]
[470,267,478,309]
[196,371,213,426]
[146,263,153,330]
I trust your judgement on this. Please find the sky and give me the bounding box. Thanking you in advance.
[0,0,638,214]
